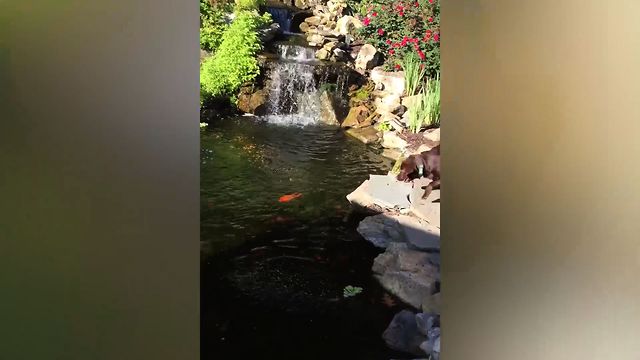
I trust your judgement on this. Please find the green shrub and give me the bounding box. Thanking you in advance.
[200,11,272,99]
[234,0,264,11]
[200,0,233,52]
[356,0,440,77]
[407,74,440,133]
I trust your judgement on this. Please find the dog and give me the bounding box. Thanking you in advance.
[396,145,440,200]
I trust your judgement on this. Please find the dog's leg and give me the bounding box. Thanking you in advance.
[421,179,440,199]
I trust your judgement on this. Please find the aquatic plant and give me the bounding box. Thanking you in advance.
[343,285,364,298]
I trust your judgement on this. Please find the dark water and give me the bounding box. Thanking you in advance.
[201,117,414,359]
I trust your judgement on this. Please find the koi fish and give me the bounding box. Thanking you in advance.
[278,193,302,203]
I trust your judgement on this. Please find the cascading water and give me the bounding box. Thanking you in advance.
[262,42,323,126]
[265,7,292,33]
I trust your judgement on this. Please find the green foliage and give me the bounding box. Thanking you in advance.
[356,0,440,77]
[402,52,427,96]
[351,87,371,101]
[200,11,272,99]
[343,285,364,298]
[234,0,264,11]
[200,0,232,52]
[376,120,392,131]
[407,74,440,133]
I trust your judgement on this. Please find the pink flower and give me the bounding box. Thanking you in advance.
[372,12,378,17]
[434,33,440,42]
[363,17,371,26]
[386,39,392,45]
[429,0,434,3]
[428,17,434,23]
[389,49,395,55]
[378,28,385,35]
[414,1,419,6]
[395,64,402,70]
[399,11,404,16]
[417,50,426,60]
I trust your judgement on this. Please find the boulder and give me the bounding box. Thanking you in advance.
[341,105,371,128]
[299,21,311,33]
[332,48,349,62]
[258,22,282,43]
[319,91,339,125]
[382,130,408,150]
[373,242,439,309]
[294,0,310,9]
[355,44,383,71]
[335,15,364,35]
[345,125,380,144]
[316,48,330,60]
[382,310,428,356]
[421,292,441,314]
[237,88,268,115]
[307,34,325,46]
[371,67,405,96]
[304,16,322,26]
[423,128,440,143]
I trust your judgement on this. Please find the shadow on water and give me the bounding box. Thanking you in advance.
[201,117,417,359]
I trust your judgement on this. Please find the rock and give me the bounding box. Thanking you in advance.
[415,313,438,336]
[371,67,405,96]
[316,48,330,60]
[332,48,349,62]
[402,94,421,108]
[299,21,310,32]
[237,88,268,115]
[382,130,408,150]
[319,91,339,125]
[323,41,338,51]
[375,94,402,114]
[307,34,325,46]
[355,44,383,71]
[258,22,282,43]
[345,126,380,144]
[419,327,441,358]
[346,180,377,210]
[382,310,427,356]
[373,242,440,309]
[341,105,371,128]
[335,15,364,35]
[363,175,414,211]
[294,0,309,9]
[304,16,322,26]
[409,182,440,227]
[423,128,440,143]
[381,148,403,161]
[357,215,406,248]
[421,292,441,314]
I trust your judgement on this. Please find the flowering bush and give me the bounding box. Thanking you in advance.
[356,0,440,77]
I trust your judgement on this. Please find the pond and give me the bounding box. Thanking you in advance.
[200,116,414,359]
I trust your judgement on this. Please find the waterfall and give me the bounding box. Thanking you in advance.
[261,42,323,126]
[265,7,292,33]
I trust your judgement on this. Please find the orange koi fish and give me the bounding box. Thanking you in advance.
[278,193,302,203]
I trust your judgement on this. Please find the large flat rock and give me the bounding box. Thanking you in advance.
[345,126,380,144]
[357,213,440,251]
[409,178,440,228]
[367,174,413,210]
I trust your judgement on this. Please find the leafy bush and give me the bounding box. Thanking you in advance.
[407,74,440,133]
[200,11,272,99]
[200,0,233,52]
[234,0,264,11]
[356,0,440,77]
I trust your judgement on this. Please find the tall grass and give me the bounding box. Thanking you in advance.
[402,52,427,97]
[407,73,440,133]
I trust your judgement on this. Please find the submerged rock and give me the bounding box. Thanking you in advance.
[345,125,380,144]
